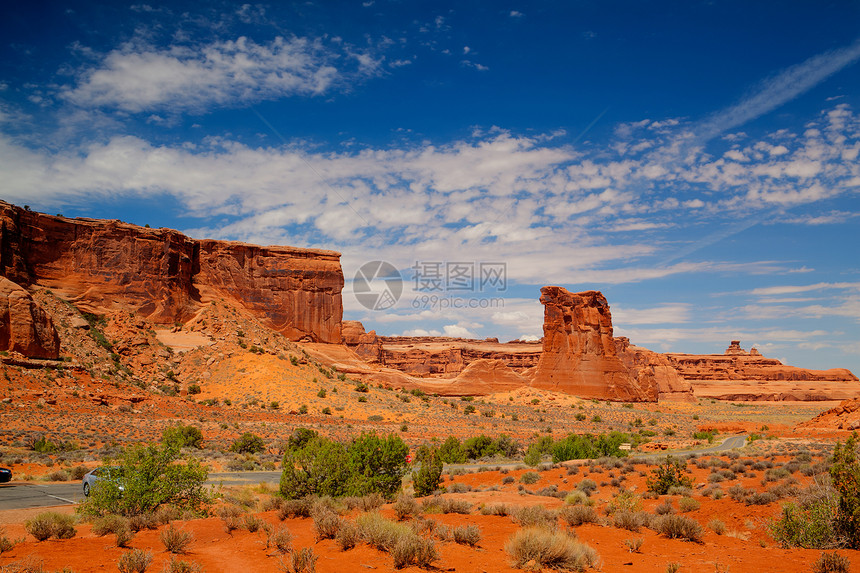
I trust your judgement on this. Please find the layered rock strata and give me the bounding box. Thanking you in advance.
[0,201,343,343]
[530,287,657,401]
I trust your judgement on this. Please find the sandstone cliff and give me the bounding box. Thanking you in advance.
[530,287,657,402]
[0,277,60,359]
[797,398,860,430]
[0,201,343,343]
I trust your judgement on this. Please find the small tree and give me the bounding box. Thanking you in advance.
[647,456,692,495]
[78,442,209,517]
[412,446,443,497]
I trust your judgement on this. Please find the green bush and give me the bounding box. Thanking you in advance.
[230,432,265,454]
[438,436,466,464]
[647,457,692,495]
[77,442,209,517]
[520,471,540,484]
[280,432,409,500]
[412,447,443,497]
[551,432,640,463]
[162,425,203,449]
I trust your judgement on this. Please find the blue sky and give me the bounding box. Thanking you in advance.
[1,1,859,374]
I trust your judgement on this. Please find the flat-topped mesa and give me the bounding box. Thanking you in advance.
[531,287,657,402]
[0,201,343,343]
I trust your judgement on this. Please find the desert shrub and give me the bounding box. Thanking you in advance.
[288,547,319,573]
[709,518,726,535]
[520,471,540,484]
[218,504,244,533]
[452,524,482,546]
[607,490,642,514]
[624,537,644,553]
[576,479,598,495]
[560,504,599,526]
[393,493,420,520]
[0,527,20,554]
[162,425,203,449]
[230,433,265,454]
[336,520,360,550]
[269,525,293,554]
[78,442,209,517]
[280,433,408,500]
[356,512,410,552]
[678,497,700,513]
[812,551,851,573]
[439,498,472,514]
[117,549,153,573]
[162,558,204,573]
[746,491,778,505]
[313,508,342,540]
[24,511,76,541]
[129,512,158,532]
[343,493,385,512]
[92,514,134,547]
[243,514,264,533]
[513,505,558,529]
[391,534,439,569]
[160,525,194,554]
[278,498,312,519]
[647,457,692,495]
[770,491,841,549]
[613,511,646,532]
[505,526,599,571]
[653,514,703,542]
[654,500,674,515]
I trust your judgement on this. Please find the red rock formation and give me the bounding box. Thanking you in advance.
[615,337,695,402]
[531,287,657,402]
[341,321,383,363]
[0,201,343,343]
[0,277,60,359]
[665,341,859,401]
[797,398,860,430]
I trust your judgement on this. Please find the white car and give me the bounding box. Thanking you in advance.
[81,467,125,496]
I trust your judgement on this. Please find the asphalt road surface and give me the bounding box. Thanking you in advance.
[0,436,748,511]
[0,472,283,511]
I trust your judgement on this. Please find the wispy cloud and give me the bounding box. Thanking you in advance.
[62,36,381,113]
[694,37,860,142]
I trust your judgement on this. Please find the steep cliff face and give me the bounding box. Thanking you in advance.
[615,337,695,402]
[531,287,657,402]
[0,201,343,343]
[0,277,60,359]
[341,321,383,363]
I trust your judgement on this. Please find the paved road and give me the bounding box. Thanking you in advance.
[0,472,284,511]
[631,434,748,462]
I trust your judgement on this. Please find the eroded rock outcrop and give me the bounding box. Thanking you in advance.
[0,201,343,343]
[531,287,657,401]
[375,337,541,377]
[0,277,60,359]
[341,321,383,363]
[615,337,695,402]
[797,398,860,430]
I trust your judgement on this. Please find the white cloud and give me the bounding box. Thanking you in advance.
[63,36,376,113]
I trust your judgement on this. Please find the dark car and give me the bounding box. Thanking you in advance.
[82,466,125,496]
[0,468,11,483]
